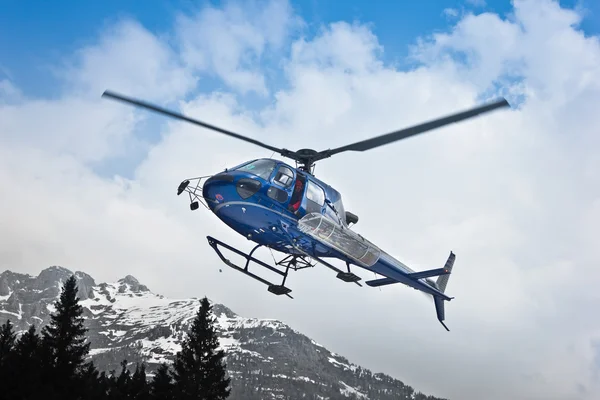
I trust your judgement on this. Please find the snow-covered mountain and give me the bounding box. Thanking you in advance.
[0,266,446,400]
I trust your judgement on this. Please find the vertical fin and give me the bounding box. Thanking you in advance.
[434,251,455,332]
[435,251,455,293]
[434,296,449,331]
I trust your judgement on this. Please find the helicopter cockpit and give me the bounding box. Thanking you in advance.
[228,158,358,227]
[229,158,299,205]
[233,158,277,180]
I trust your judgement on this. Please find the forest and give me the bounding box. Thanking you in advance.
[0,275,231,400]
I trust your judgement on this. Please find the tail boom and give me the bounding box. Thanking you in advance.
[365,251,456,331]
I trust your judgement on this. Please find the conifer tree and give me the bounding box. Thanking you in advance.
[0,318,16,363]
[10,324,43,400]
[80,362,109,400]
[129,362,151,400]
[150,363,174,400]
[0,319,17,397]
[109,359,132,399]
[172,297,231,399]
[40,275,91,399]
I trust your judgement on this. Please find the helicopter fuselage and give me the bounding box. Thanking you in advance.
[200,158,451,300]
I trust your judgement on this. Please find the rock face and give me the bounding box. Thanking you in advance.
[0,266,446,400]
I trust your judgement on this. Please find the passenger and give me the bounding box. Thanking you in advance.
[289,180,304,212]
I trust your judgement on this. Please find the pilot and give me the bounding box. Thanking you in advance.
[289,180,304,212]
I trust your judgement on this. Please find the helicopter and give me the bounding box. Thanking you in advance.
[102,90,510,331]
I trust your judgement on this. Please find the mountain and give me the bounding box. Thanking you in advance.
[0,266,446,400]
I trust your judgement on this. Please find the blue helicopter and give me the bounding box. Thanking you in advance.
[102,90,510,331]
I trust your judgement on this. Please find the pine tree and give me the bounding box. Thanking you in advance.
[150,363,174,400]
[40,275,91,399]
[9,324,43,400]
[0,319,18,397]
[109,359,132,400]
[0,319,17,356]
[79,362,109,400]
[0,318,16,363]
[129,362,151,400]
[172,297,231,399]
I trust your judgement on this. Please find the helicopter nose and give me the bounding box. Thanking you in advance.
[202,172,235,205]
[203,173,263,207]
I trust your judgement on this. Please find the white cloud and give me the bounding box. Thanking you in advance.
[443,8,459,19]
[466,0,487,7]
[175,0,302,95]
[62,19,197,101]
[1,1,600,399]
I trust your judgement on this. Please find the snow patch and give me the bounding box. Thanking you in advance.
[328,357,351,370]
[0,289,12,301]
[339,381,369,399]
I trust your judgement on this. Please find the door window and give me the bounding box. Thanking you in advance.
[305,180,325,213]
[273,165,294,188]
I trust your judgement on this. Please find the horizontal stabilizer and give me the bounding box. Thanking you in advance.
[407,267,450,280]
[365,277,398,287]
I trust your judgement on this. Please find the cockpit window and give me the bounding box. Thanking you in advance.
[235,159,277,180]
[273,165,294,188]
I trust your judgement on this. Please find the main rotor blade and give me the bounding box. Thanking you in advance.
[322,98,511,156]
[102,90,285,154]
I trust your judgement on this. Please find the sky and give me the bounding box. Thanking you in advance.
[1,0,600,399]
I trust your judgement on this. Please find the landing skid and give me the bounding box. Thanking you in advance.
[206,236,362,299]
[207,236,314,298]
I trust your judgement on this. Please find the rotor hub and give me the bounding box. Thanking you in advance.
[293,149,320,173]
[295,148,318,157]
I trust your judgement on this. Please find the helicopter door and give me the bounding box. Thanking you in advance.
[287,172,306,214]
[303,179,326,214]
[267,164,296,204]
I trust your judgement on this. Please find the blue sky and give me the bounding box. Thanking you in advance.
[2,0,598,100]
[2,0,598,179]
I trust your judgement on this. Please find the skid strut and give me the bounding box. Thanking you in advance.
[310,258,362,287]
[293,241,363,287]
[207,236,313,298]
[207,235,363,300]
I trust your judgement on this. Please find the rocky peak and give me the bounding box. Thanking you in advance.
[211,302,237,319]
[74,271,96,300]
[0,271,33,297]
[26,266,96,300]
[117,275,149,293]
[33,266,74,292]
[75,271,95,285]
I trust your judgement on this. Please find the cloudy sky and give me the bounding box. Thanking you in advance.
[2,0,600,399]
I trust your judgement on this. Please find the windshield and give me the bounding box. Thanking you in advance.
[234,159,277,180]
